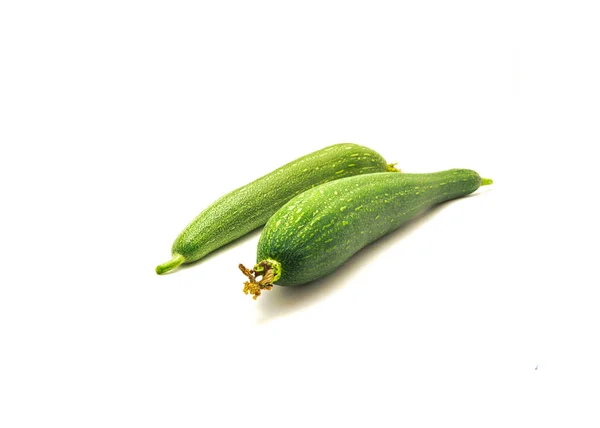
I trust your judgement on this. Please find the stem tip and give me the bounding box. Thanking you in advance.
[156,253,185,274]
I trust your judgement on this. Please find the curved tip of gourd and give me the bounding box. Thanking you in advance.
[386,163,401,173]
[155,253,185,275]
[481,178,493,186]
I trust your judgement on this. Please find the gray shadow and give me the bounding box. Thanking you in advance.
[255,191,489,323]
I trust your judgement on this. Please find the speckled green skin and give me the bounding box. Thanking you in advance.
[257,169,483,286]
[171,143,391,263]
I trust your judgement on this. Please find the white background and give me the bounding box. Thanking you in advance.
[1,0,599,426]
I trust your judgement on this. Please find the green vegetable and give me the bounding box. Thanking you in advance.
[156,143,398,274]
[240,169,492,298]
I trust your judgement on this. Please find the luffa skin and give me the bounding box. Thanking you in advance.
[241,169,492,298]
[156,143,397,274]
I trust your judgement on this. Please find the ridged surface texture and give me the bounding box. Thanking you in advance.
[257,169,483,286]
[172,143,391,262]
